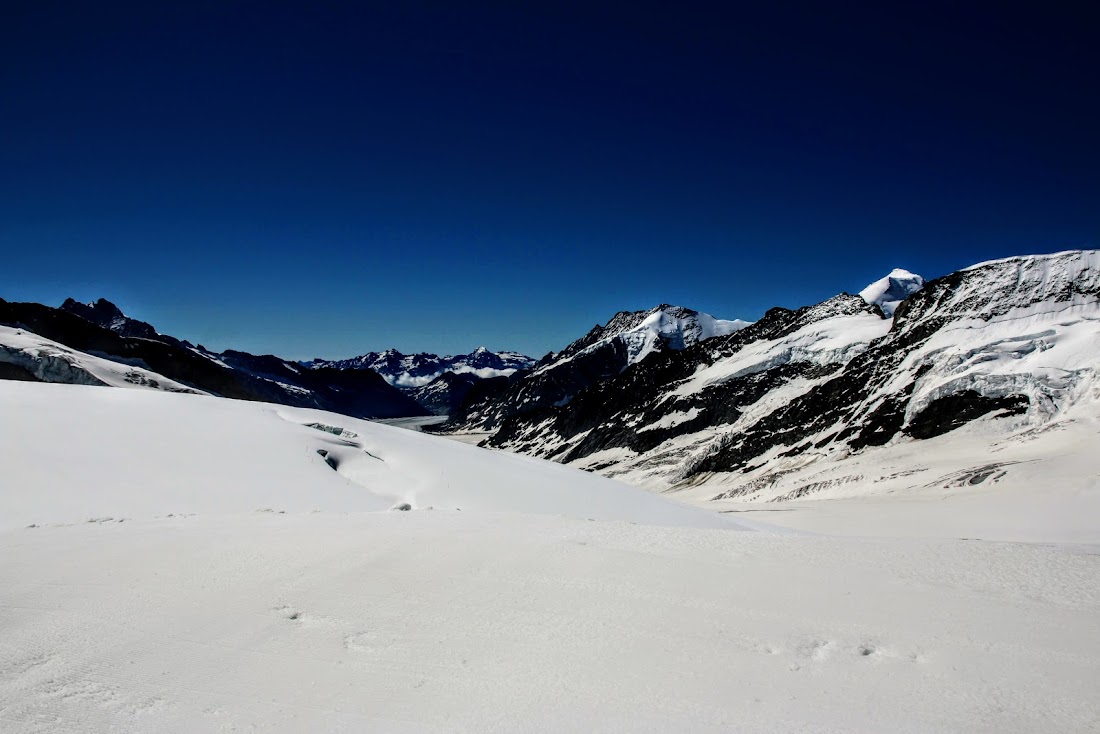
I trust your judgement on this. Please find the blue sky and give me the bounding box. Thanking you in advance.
[2,2,1096,359]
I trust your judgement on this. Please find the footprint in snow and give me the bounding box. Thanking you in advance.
[344,632,370,652]
[274,605,303,621]
[857,644,879,657]
[791,638,835,661]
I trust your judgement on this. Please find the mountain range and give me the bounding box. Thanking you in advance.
[0,297,427,419]
[438,250,1099,506]
[306,346,538,415]
[308,347,535,387]
[2,250,1097,507]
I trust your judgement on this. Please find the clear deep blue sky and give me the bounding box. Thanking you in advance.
[2,2,1096,359]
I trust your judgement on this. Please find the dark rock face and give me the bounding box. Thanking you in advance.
[60,298,185,346]
[1,298,427,419]
[0,361,42,382]
[905,391,1029,440]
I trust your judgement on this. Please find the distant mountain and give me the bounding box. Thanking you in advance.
[1,298,427,419]
[308,347,535,388]
[45,298,537,418]
[442,252,1100,505]
[444,304,750,431]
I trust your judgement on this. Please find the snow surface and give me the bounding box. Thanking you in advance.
[4,511,1098,733]
[678,399,1100,544]
[0,382,732,532]
[1,380,1098,731]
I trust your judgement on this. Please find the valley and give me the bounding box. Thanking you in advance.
[2,250,1098,732]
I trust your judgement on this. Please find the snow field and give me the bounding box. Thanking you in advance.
[2,511,1098,733]
[0,382,735,531]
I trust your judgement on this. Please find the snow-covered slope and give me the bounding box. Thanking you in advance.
[0,381,732,532]
[859,268,924,317]
[682,403,1100,544]
[0,325,206,393]
[310,346,536,388]
[457,251,1098,509]
[1,380,1097,732]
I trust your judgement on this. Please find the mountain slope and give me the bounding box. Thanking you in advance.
[477,293,884,465]
[456,252,1100,505]
[686,250,1098,481]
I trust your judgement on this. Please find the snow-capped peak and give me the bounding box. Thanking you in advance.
[629,305,751,357]
[549,304,752,372]
[859,268,924,317]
